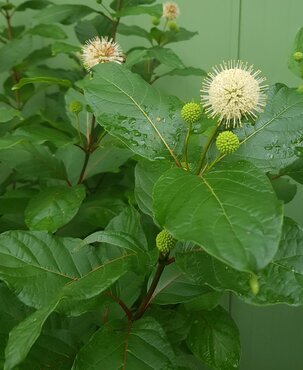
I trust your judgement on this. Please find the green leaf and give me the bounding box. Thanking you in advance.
[74,14,112,44]
[0,103,22,122]
[15,0,52,11]
[116,4,162,17]
[270,177,297,203]
[4,300,59,370]
[12,76,72,90]
[34,4,95,25]
[162,66,206,77]
[24,186,86,232]
[0,189,35,215]
[0,36,32,73]
[27,23,67,39]
[51,41,81,56]
[14,124,75,147]
[83,63,186,162]
[150,263,210,304]
[279,157,303,184]
[161,28,199,45]
[110,0,155,11]
[232,85,303,173]
[135,159,171,217]
[0,231,133,309]
[118,24,150,39]
[0,284,30,367]
[0,139,67,180]
[153,161,283,272]
[149,46,185,69]
[72,317,176,369]
[186,306,240,370]
[288,26,303,78]
[106,206,148,249]
[177,218,303,305]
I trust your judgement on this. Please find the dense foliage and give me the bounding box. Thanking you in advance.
[0,0,303,369]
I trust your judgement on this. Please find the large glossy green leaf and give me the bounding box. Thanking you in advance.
[135,159,171,217]
[24,185,85,232]
[72,317,176,369]
[0,231,133,309]
[232,85,303,173]
[177,218,303,305]
[83,63,186,163]
[34,4,95,25]
[186,306,240,370]
[153,161,283,272]
[4,300,59,370]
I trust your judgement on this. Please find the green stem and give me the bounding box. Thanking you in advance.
[3,7,21,109]
[77,114,96,184]
[196,123,220,175]
[184,123,192,170]
[133,254,171,320]
[75,113,84,147]
[111,0,123,40]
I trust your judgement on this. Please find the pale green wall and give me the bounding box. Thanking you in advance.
[1,1,303,369]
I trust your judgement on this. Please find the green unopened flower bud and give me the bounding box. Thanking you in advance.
[293,51,303,62]
[168,21,179,31]
[156,230,176,255]
[181,102,202,124]
[96,0,103,3]
[297,85,303,94]
[69,101,83,114]
[216,131,240,155]
[152,16,160,26]
[249,275,259,296]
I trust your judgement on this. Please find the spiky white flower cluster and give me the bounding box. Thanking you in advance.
[81,36,124,71]
[201,60,267,128]
[162,2,180,20]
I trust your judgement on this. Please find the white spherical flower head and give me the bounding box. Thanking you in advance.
[163,2,180,20]
[81,36,125,71]
[201,61,267,128]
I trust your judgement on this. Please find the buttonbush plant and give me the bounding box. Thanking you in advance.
[0,0,303,369]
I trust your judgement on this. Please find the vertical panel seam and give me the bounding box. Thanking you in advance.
[237,0,243,60]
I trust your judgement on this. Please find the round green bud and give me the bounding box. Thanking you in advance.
[152,16,160,26]
[297,85,303,94]
[216,131,240,155]
[156,230,176,255]
[181,102,202,124]
[96,0,103,3]
[249,275,260,296]
[69,101,83,114]
[168,21,179,32]
[293,51,303,62]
